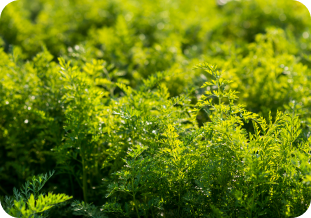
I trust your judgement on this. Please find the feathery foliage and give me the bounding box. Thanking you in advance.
[1,0,311,217]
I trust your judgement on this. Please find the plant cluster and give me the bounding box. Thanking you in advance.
[1,0,311,217]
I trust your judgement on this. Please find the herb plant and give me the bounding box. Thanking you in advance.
[1,171,72,218]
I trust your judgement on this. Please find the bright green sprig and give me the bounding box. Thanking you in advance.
[2,171,72,218]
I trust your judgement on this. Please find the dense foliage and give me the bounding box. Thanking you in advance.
[0,0,311,217]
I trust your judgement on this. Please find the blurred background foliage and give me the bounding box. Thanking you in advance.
[0,0,311,216]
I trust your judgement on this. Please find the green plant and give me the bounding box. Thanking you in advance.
[1,170,72,218]
[1,0,311,217]
[52,58,109,203]
[0,46,65,193]
[92,63,311,217]
[218,27,311,137]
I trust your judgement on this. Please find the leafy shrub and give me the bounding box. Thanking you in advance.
[214,28,311,137]
[0,46,65,191]
[1,52,311,217]
[94,64,311,218]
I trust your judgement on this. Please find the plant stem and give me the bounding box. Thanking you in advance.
[217,77,223,120]
[132,178,140,218]
[81,147,88,203]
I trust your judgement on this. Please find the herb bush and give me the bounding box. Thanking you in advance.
[0,0,311,217]
[2,59,311,217]
[204,27,311,136]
